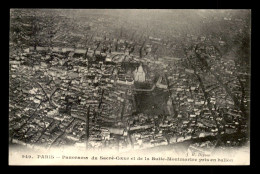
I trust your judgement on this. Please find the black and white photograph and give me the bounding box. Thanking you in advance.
[9,9,250,165]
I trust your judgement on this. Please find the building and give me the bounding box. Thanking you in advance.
[133,64,146,82]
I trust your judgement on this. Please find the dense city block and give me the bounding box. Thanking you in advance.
[9,9,250,155]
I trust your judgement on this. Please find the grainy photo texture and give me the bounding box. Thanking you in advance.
[9,9,250,165]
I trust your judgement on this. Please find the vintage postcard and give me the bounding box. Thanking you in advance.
[9,9,250,165]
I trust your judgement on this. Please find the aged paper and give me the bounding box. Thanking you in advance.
[9,9,250,165]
